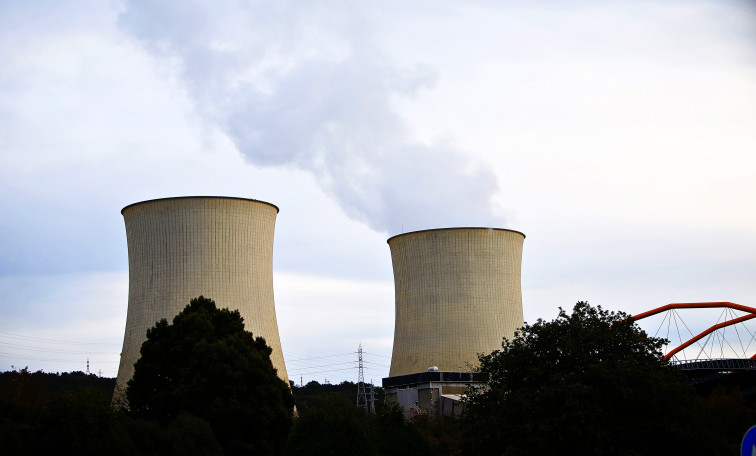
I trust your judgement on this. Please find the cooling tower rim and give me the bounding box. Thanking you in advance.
[387,227,525,244]
[121,196,280,215]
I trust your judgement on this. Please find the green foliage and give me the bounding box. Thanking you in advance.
[462,301,721,455]
[0,368,116,455]
[700,385,756,450]
[411,413,462,456]
[283,398,435,456]
[106,411,222,456]
[126,296,295,455]
[291,380,385,413]
[0,369,115,398]
[369,402,435,456]
[283,397,375,456]
[0,367,224,455]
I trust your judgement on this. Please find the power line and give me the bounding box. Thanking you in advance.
[0,352,118,363]
[290,366,358,376]
[283,349,309,356]
[287,361,356,373]
[363,352,391,358]
[284,346,392,381]
[0,341,118,355]
[0,331,120,346]
[285,352,355,363]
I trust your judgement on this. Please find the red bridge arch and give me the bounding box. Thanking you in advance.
[631,302,756,361]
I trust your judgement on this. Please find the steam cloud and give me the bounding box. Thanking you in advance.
[119,1,501,234]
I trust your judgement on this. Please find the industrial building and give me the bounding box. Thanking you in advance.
[382,228,525,416]
[113,196,289,401]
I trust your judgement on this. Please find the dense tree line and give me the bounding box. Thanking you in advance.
[460,301,755,455]
[0,369,116,454]
[2,299,755,454]
[292,379,385,413]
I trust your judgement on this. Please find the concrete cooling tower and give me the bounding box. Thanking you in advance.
[387,227,525,377]
[114,196,288,400]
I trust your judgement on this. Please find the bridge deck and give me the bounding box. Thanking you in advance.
[670,358,756,371]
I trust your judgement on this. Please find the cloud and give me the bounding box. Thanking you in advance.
[117,1,501,234]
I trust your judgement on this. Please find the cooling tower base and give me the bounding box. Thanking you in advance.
[382,371,488,418]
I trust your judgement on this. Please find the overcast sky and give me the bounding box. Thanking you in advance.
[1,0,755,384]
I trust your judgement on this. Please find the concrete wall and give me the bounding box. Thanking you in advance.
[114,197,288,400]
[385,382,476,417]
[388,228,525,377]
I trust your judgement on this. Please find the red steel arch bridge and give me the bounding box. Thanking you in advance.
[631,302,756,388]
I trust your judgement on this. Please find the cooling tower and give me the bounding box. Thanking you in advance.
[114,196,288,400]
[387,228,525,377]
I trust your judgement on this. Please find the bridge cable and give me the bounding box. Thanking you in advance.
[739,315,756,355]
[677,308,709,356]
[672,310,685,360]
[652,311,669,339]
[665,311,673,356]
[695,328,715,360]
[721,318,740,358]
[729,308,753,358]
[717,326,725,358]
[715,324,724,358]
[732,310,748,358]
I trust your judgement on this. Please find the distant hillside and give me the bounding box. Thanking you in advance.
[0,369,388,413]
[0,369,115,400]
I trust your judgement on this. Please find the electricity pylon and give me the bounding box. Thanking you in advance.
[356,343,368,411]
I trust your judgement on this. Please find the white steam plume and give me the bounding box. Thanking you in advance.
[119,1,501,233]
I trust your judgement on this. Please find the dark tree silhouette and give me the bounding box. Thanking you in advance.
[126,296,294,456]
[462,301,723,455]
[283,398,433,456]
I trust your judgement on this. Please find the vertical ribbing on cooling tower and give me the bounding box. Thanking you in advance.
[387,228,525,377]
[114,197,289,401]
